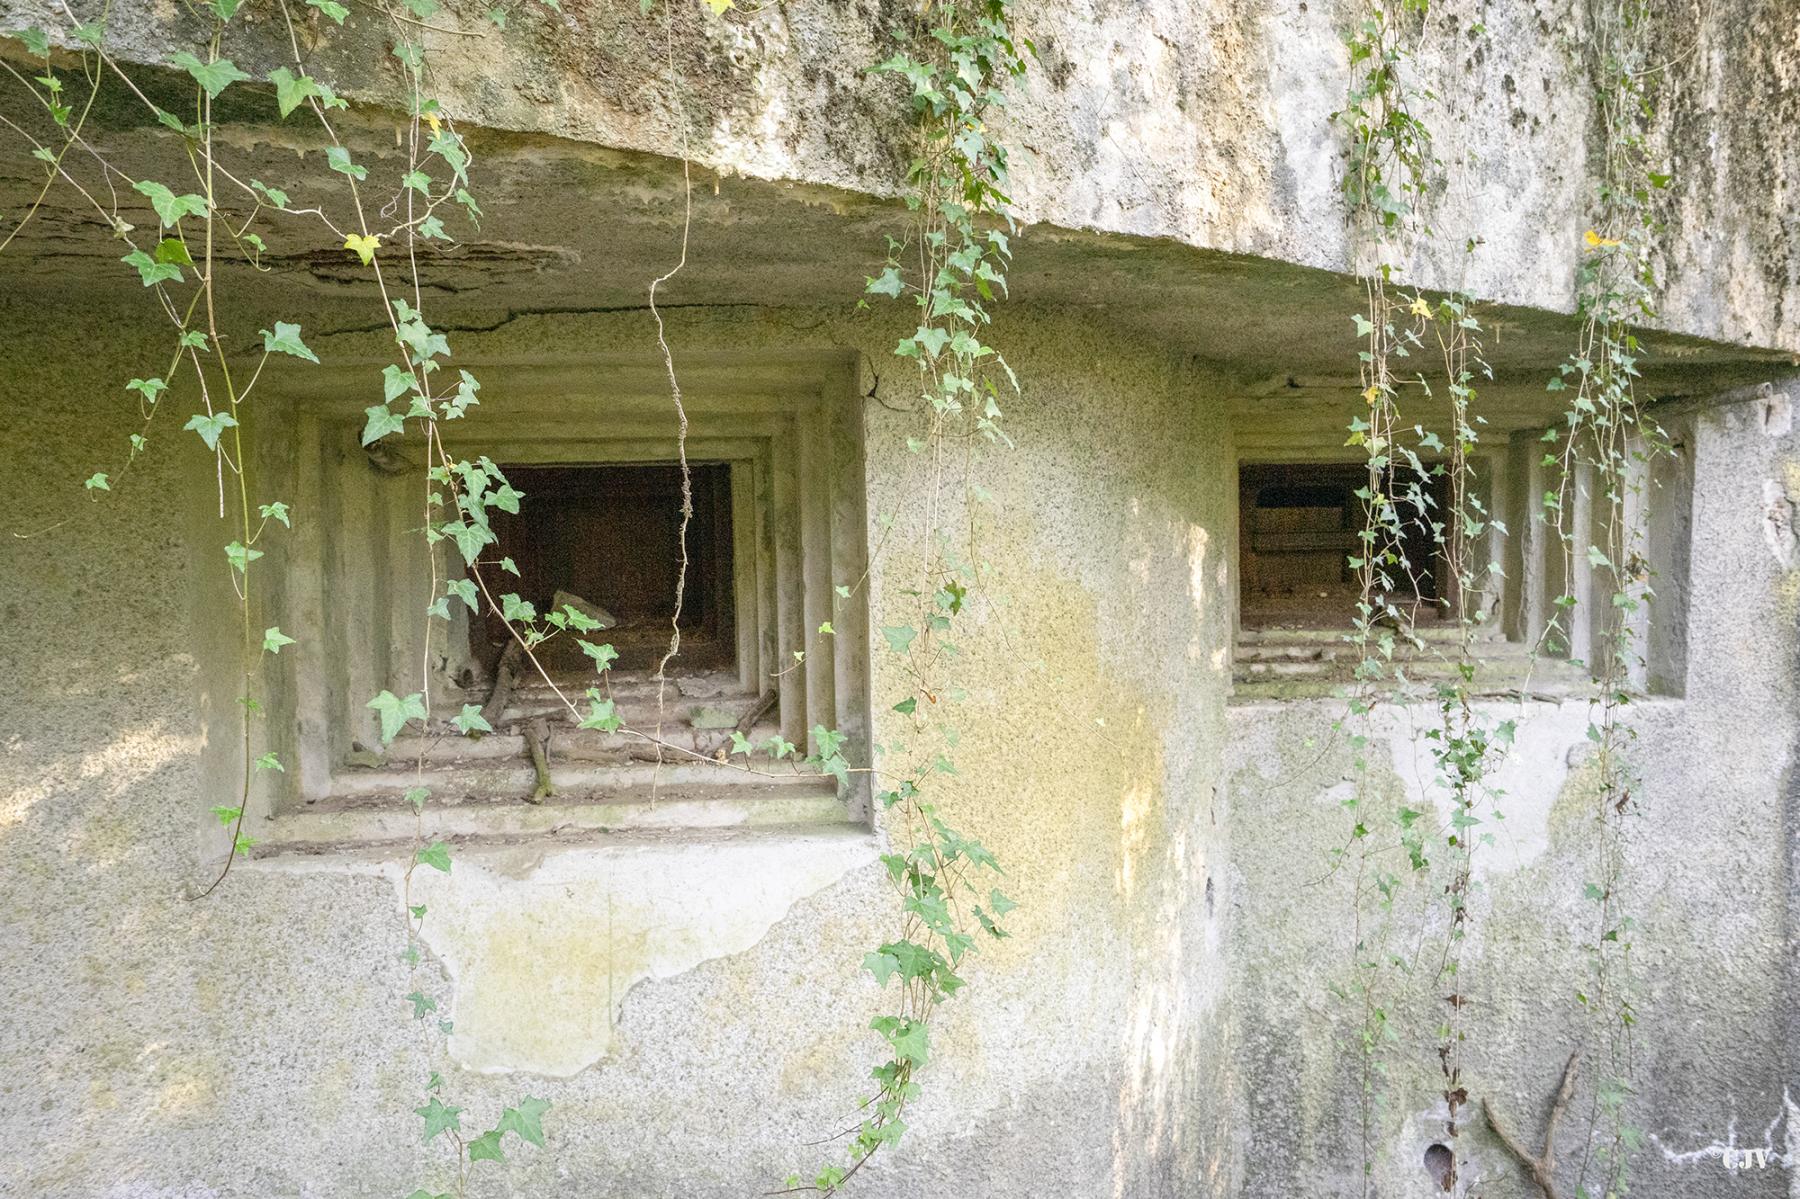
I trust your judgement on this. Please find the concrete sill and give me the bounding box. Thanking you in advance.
[253,775,857,859]
[1230,626,1595,704]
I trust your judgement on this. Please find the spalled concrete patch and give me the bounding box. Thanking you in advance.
[402,831,877,1077]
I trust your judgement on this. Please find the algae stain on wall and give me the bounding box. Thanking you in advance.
[404,832,876,1076]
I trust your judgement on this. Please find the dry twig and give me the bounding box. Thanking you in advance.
[1481,1050,1583,1199]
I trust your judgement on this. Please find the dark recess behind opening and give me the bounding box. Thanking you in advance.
[481,462,736,675]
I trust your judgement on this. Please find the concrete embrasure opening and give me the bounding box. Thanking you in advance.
[485,461,736,676]
[1238,461,1447,628]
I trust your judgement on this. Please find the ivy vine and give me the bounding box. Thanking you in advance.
[1328,0,1670,1193]
[1538,2,1668,1192]
[783,1,1030,1191]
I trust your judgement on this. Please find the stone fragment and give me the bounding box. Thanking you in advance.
[552,589,616,629]
[344,740,385,769]
[687,705,740,730]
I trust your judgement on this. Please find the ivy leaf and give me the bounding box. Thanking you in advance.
[865,266,903,297]
[211,804,242,826]
[881,625,917,654]
[913,325,949,358]
[255,751,284,772]
[863,950,900,987]
[327,145,368,181]
[261,321,319,363]
[132,181,209,228]
[343,232,380,264]
[496,1097,551,1147]
[83,472,110,491]
[405,786,430,812]
[452,704,493,735]
[466,1130,505,1163]
[145,106,188,135]
[428,129,469,180]
[415,840,451,873]
[306,0,350,22]
[153,237,192,265]
[127,377,168,403]
[404,991,437,1019]
[249,179,290,209]
[259,501,291,527]
[578,640,618,671]
[874,1016,929,1067]
[578,690,621,732]
[16,27,50,55]
[443,521,494,567]
[362,404,405,446]
[170,52,251,99]
[812,725,846,759]
[447,578,479,612]
[367,689,428,743]
[267,66,321,118]
[415,1097,462,1142]
[122,249,182,287]
[489,482,521,514]
[876,939,939,981]
[183,411,238,449]
[224,541,262,573]
[262,626,296,654]
[701,0,733,11]
[382,365,415,404]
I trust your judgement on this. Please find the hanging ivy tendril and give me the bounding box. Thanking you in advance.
[780,1,1031,1193]
[1539,2,1667,1192]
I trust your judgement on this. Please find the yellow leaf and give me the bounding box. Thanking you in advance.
[1362,385,1382,405]
[344,233,380,265]
[1583,229,1622,249]
[702,0,732,12]
[1409,297,1432,318]
[424,112,441,136]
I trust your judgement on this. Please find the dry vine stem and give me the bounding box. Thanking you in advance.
[1482,1050,1584,1199]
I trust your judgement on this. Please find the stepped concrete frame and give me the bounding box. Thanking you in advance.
[0,4,1797,1198]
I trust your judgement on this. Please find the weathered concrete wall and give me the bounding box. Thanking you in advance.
[2,0,1795,353]
[1221,376,1800,1197]
[0,294,1238,1196]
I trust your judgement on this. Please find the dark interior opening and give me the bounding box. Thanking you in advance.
[480,462,735,676]
[1238,461,1449,627]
